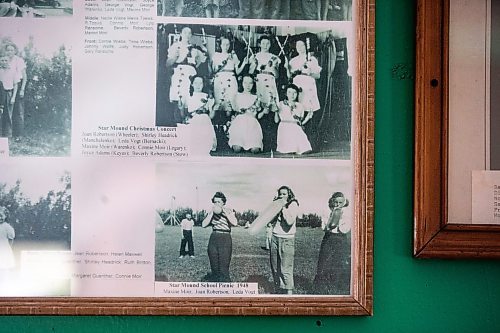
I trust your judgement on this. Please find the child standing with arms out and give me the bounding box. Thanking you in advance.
[227,75,263,153]
[182,75,217,155]
[274,84,312,155]
[0,52,18,138]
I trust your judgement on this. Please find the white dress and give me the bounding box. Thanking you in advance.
[186,92,217,154]
[168,42,205,102]
[228,93,263,150]
[212,52,239,105]
[0,222,15,269]
[276,101,312,154]
[289,55,322,112]
[254,52,280,105]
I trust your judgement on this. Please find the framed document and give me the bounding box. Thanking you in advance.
[0,0,374,315]
[415,0,500,258]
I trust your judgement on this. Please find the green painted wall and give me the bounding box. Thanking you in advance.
[1,0,500,332]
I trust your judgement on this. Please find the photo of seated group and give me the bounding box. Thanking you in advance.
[155,161,352,296]
[156,23,353,159]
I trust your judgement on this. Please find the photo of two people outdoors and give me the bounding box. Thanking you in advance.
[0,24,71,157]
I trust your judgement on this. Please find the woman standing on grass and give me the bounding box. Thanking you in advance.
[268,186,299,294]
[313,192,351,295]
[4,41,27,139]
[202,191,238,282]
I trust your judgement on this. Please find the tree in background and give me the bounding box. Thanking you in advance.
[0,172,71,247]
[0,36,71,156]
[23,38,71,138]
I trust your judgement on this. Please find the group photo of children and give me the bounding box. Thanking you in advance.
[154,162,352,295]
[157,0,352,21]
[156,23,352,159]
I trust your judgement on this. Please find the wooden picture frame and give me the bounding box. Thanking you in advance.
[0,0,374,315]
[415,0,500,258]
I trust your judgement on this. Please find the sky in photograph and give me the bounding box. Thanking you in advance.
[0,20,74,57]
[0,160,69,202]
[156,160,352,216]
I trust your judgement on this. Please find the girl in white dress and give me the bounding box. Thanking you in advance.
[167,27,207,104]
[275,84,312,154]
[249,36,280,107]
[228,75,263,153]
[285,39,322,126]
[249,36,280,152]
[183,76,217,155]
[212,37,246,112]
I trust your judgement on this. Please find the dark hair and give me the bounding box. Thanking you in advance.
[189,75,205,95]
[3,41,18,54]
[212,191,227,204]
[238,74,256,93]
[275,185,299,207]
[217,36,232,53]
[328,192,349,209]
[258,35,272,45]
[285,84,301,102]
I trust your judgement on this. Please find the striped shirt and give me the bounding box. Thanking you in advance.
[210,213,231,232]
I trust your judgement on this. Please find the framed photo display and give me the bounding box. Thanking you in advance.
[0,0,374,315]
[415,0,500,258]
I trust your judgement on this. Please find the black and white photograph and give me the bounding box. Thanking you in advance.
[0,24,72,156]
[156,23,353,159]
[0,160,71,296]
[0,0,73,17]
[157,0,352,21]
[154,161,352,296]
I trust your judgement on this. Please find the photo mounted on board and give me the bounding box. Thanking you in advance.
[154,161,353,296]
[156,23,353,159]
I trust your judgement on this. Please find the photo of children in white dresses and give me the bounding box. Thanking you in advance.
[156,23,352,159]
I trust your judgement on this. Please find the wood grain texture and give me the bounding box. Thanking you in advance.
[414,0,500,258]
[0,0,375,315]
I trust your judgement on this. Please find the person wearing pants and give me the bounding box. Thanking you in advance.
[202,192,237,282]
[179,213,195,258]
[268,186,299,294]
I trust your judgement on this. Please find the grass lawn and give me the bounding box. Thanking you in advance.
[155,225,350,295]
[8,128,70,157]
